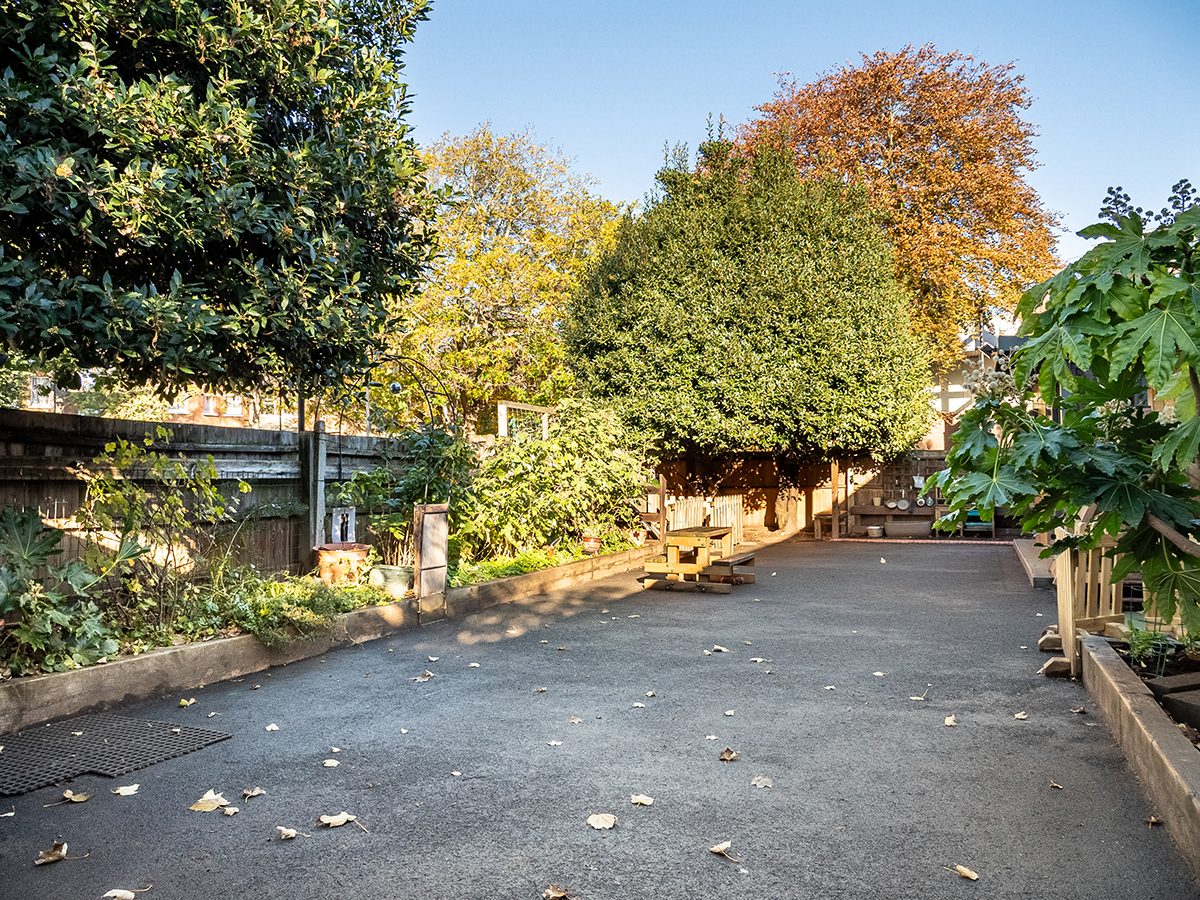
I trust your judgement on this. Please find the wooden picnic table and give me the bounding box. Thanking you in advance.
[641,526,755,594]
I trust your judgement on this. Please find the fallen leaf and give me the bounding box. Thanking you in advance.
[323,759,339,767]
[540,639,548,644]
[750,775,773,788]
[1050,780,1063,789]
[421,670,436,677]
[705,735,718,740]
[207,712,218,718]
[72,731,83,736]
[718,747,739,762]
[709,840,739,860]
[632,702,645,708]
[1014,711,1029,720]
[222,806,239,816]
[1146,816,1163,827]
[35,841,68,865]
[103,891,136,900]
[713,644,729,653]
[243,787,266,800]
[413,677,430,683]
[547,740,563,746]
[955,864,979,880]
[543,885,570,899]
[111,784,139,796]
[180,698,196,707]
[703,650,712,656]
[944,716,957,727]
[601,609,609,613]
[331,747,341,752]
[724,709,735,716]
[743,641,752,645]
[189,789,228,812]
[468,663,480,668]
[251,683,261,689]
[264,724,279,732]
[171,728,181,734]
[873,672,886,677]
[825,685,836,690]
[645,691,656,697]
[428,656,439,662]
[534,687,547,693]
[771,572,777,576]
[318,812,357,828]
[909,696,926,701]
[630,793,654,806]
[1036,612,1044,617]
[451,771,462,776]
[64,790,90,803]
[277,826,299,839]
[880,558,886,564]
[569,716,582,724]
[400,728,409,734]
[628,615,640,618]
[1071,706,1086,714]
[0,807,13,817]
[586,813,617,829]
[1020,645,1028,649]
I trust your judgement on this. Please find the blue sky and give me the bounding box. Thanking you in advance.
[402,0,1199,263]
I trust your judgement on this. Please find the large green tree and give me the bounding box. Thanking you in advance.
[371,124,622,435]
[566,140,933,460]
[0,0,438,395]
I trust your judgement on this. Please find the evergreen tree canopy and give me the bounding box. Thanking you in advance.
[0,0,437,394]
[566,140,932,460]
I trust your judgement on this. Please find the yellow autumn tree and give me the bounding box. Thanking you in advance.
[740,44,1059,368]
[374,125,623,435]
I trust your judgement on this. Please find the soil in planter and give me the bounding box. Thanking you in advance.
[1116,644,1200,751]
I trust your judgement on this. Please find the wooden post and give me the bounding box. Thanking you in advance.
[414,503,449,621]
[299,419,327,567]
[831,459,840,539]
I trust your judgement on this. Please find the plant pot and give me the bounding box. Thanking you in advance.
[368,564,413,599]
[314,542,371,585]
[582,535,603,555]
[883,521,932,539]
[866,525,884,538]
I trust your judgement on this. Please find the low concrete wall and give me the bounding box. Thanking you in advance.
[0,544,657,734]
[1081,633,1200,879]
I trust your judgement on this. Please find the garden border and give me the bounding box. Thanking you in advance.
[1080,632,1200,879]
[0,544,658,735]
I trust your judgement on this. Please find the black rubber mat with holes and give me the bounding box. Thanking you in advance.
[0,713,231,795]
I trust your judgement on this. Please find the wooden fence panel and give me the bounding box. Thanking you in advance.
[710,494,744,546]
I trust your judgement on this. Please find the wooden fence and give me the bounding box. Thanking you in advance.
[0,409,391,576]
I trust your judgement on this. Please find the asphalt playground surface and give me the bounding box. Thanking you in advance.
[3,539,1198,899]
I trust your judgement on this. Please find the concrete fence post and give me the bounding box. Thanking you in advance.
[300,420,327,568]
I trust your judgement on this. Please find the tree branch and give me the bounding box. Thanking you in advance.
[1146,512,1200,559]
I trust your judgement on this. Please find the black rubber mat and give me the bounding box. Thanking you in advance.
[0,713,231,795]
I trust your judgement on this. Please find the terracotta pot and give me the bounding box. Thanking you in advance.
[314,542,371,585]
[582,535,603,555]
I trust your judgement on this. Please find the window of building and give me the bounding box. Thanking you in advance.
[202,395,218,416]
[29,376,54,409]
[224,396,243,417]
[166,395,190,415]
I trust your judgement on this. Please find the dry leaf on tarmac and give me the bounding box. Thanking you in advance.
[264,724,279,731]
[111,784,139,796]
[703,650,712,656]
[1014,711,1029,720]
[880,558,886,564]
[400,728,408,734]
[102,891,136,899]
[824,686,836,690]
[0,807,12,817]
[170,728,181,734]
[569,716,582,724]
[1146,816,1163,827]
[630,794,654,806]
[243,787,266,800]
[706,735,718,740]
[46,789,90,805]
[632,702,645,708]
[750,775,773,788]
[179,698,196,707]
[628,615,639,618]
[1071,706,1086,714]
[709,840,739,861]
[543,884,570,898]
[557,647,567,651]
[713,645,729,653]
[587,813,617,829]
[412,676,430,683]
[1050,780,1063,789]
[277,826,299,839]
[955,865,979,880]
[468,663,480,668]
[190,790,228,812]
[873,672,886,677]
[318,812,357,827]
[421,670,436,677]
[331,747,341,752]
[428,656,439,662]
[540,639,548,644]
[724,710,735,716]
[451,771,461,776]
[944,716,957,727]
[534,687,547,693]
[719,747,739,762]
[547,740,563,746]
[749,657,768,663]
[222,806,239,816]
[323,759,339,767]
[645,691,655,697]
[35,841,68,865]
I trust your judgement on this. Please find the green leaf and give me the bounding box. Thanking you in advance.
[0,507,62,575]
[956,468,1038,511]
[1112,299,1200,389]
[1152,416,1200,472]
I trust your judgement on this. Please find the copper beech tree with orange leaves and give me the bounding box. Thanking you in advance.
[740,44,1059,368]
